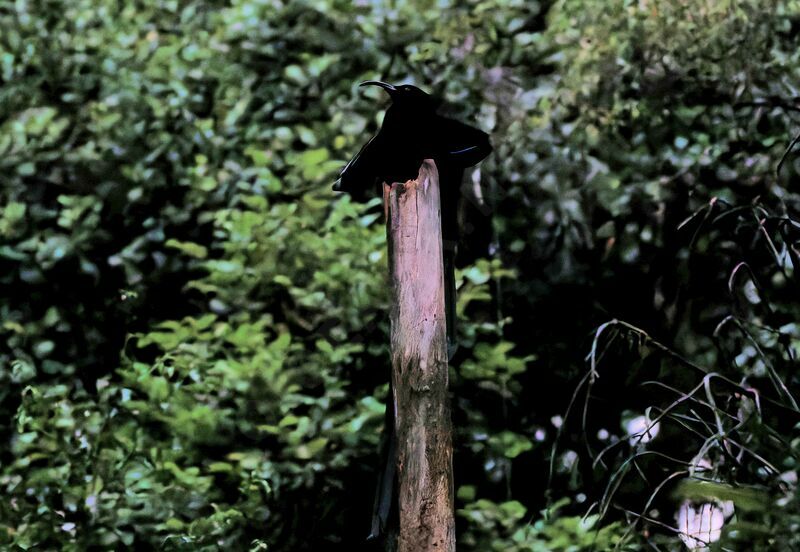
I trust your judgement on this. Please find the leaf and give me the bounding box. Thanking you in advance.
[165,239,208,259]
[674,480,768,512]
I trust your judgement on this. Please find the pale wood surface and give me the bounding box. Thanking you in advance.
[383,159,455,552]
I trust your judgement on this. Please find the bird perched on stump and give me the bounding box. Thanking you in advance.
[334,80,492,360]
[333,80,492,544]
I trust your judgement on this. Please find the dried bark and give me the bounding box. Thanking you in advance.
[383,159,455,552]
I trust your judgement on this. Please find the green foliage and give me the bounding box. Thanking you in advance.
[3,0,800,550]
[459,497,634,551]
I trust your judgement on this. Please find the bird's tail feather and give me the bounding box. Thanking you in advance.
[368,380,396,542]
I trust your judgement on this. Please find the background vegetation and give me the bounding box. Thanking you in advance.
[2,0,800,550]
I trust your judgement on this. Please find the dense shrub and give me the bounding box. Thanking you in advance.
[2,0,800,550]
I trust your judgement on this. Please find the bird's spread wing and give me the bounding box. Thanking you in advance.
[434,116,492,168]
[333,134,381,200]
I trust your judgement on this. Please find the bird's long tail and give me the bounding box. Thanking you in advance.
[368,380,396,542]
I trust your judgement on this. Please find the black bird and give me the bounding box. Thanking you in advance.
[333,81,492,543]
[334,80,492,359]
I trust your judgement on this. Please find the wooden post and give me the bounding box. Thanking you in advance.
[383,159,455,552]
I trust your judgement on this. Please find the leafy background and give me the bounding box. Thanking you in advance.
[2,0,800,550]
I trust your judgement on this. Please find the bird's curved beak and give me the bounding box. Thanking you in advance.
[359,80,396,95]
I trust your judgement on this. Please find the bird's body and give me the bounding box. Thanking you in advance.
[335,84,491,206]
[332,81,492,544]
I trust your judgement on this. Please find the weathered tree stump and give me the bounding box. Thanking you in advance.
[383,159,455,552]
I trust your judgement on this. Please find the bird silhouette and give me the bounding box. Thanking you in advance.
[333,81,492,543]
[334,80,492,359]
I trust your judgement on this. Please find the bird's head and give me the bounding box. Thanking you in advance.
[359,81,437,111]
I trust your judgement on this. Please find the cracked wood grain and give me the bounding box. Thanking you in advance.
[383,159,455,552]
